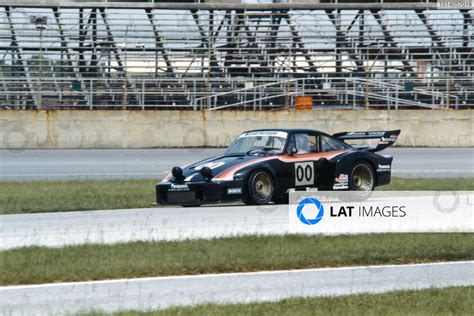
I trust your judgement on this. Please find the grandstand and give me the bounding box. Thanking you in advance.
[0,0,473,110]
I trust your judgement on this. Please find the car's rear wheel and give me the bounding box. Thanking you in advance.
[244,170,274,205]
[350,162,374,191]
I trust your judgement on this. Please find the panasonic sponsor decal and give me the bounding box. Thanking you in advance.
[289,191,473,233]
[169,184,190,191]
[377,164,391,172]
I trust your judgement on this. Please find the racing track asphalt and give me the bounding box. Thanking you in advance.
[2,191,472,250]
[1,261,472,315]
[1,147,473,180]
[0,205,289,250]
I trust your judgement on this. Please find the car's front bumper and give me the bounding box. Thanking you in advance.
[156,180,244,205]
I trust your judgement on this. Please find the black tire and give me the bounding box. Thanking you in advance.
[349,161,375,191]
[244,170,275,205]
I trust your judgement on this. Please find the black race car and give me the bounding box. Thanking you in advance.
[156,128,400,206]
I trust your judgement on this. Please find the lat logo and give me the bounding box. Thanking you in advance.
[296,197,324,225]
[330,205,354,217]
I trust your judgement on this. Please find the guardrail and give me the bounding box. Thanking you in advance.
[1,76,472,110]
[340,78,458,110]
[195,78,310,110]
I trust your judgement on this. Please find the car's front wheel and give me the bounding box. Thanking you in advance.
[244,170,275,205]
[350,162,374,191]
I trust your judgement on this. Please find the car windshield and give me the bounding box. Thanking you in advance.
[225,131,288,155]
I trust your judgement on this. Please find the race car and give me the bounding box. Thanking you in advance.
[156,128,400,206]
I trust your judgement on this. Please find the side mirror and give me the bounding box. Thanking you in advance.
[289,146,298,155]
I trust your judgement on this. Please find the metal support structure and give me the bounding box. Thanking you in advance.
[326,9,364,72]
[0,2,472,110]
[78,8,86,76]
[370,10,415,75]
[52,8,76,77]
[98,8,125,73]
[416,10,445,48]
[460,10,471,48]
[89,8,98,73]
[145,8,172,75]
[282,11,318,74]
[4,5,35,107]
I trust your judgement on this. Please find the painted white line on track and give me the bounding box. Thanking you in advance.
[1,261,472,315]
[0,205,289,250]
[3,260,472,289]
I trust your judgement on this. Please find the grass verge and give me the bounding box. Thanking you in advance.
[1,233,472,285]
[0,179,157,214]
[0,178,473,214]
[90,286,473,316]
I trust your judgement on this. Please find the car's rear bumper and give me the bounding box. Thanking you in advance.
[156,180,244,205]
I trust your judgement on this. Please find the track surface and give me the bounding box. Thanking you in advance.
[1,261,472,315]
[1,148,473,180]
[0,205,288,250]
[3,192,473,250]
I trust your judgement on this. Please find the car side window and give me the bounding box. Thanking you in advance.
[294,133,319,154]
[320,135,346,152]
[270,137,285,150]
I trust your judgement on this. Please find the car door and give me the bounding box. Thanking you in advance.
[289,132,320,189]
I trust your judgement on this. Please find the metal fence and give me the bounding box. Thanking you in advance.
[0,1,473,109]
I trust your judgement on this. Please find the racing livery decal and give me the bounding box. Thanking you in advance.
[295,162,314,186]
[333,174,349,190]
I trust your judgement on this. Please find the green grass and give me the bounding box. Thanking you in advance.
[0,179,157,214]
[0,178,472,214]
[1,233,472,285]
[91,287,473,316]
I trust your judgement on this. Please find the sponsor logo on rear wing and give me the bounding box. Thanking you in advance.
[333,130,401,152]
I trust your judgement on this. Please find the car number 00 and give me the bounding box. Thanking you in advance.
[295,162,314,186]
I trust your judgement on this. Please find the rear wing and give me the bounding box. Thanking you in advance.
[333,130,401,152]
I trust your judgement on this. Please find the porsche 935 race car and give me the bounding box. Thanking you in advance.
[156,128,400,206]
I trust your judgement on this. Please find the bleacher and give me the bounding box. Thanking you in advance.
[0,1,472,109]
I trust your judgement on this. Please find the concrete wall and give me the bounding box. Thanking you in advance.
[1,110,472,149]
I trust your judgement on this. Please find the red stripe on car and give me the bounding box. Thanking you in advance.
[214,156,277,181]
[214,150,346,181]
